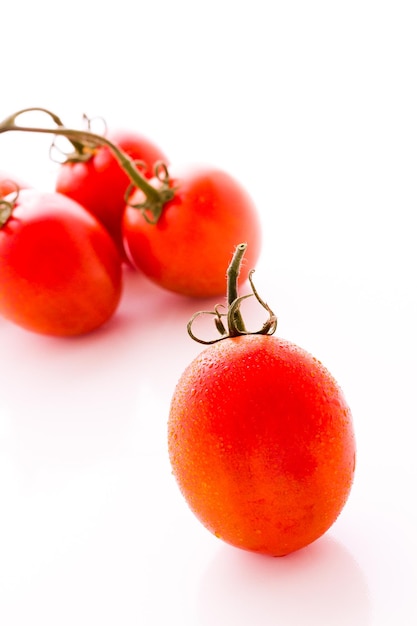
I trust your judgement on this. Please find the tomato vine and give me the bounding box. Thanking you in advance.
[0,107,174,224]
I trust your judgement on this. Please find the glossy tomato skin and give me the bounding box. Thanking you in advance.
[168,335,355,556]
[122,166,262,297]
[56,129,168,261]
[0,189,122,336]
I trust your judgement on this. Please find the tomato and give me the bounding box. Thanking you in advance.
[122,166,262,297]
[168,244,355,557]
[168,335,355,556]
[55,129,168,261]
[0,170,30,196]
[0,189,122,336]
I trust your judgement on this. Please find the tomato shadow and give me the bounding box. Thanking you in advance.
[196,534,372,626]
[95,265,219,343]
[0,266,216,477]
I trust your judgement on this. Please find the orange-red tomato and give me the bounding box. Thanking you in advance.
[0,189,122,336]
[168,334,355,557]
[122,166,262,298]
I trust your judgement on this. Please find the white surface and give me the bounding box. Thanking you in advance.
[1,2,417,624]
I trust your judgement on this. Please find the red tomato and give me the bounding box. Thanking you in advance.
[122,166,262,297]
[55,129,168,261]
[0,170,30,196]
[0,189,122,336]
[168,335,355,556]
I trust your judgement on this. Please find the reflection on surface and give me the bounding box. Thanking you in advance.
[197,535,371,626]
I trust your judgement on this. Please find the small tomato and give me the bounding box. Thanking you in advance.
[123,166,262,297]
[0,189,122,336]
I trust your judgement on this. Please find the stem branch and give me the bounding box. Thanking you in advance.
[0,108,174,221]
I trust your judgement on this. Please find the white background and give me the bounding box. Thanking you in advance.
[1,1,416,624]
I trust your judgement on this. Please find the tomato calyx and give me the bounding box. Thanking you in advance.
[49,113,106,165]
[0,107,175,223]
[0,198,13,227]
[124,161,176,224]
[187,242,277,345]
[0,182,20,227]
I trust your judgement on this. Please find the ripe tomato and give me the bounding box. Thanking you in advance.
[122,166,262,297]
[0,189,122,336]
[169,242,355,557]
[168,334,355,556]
[55,129,168,261]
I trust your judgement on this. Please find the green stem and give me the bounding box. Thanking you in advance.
[0,107,174,222]
[227,242,248,336]
[187,243,278,345]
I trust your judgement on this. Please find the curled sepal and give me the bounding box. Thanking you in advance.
[49,134,95,164]
[187,306,228,345]
[187,255,278,346]
[52,114,108,163]
[125,160,175,224]
[0,200,13,227]
[0,182,20,227]
[245,269,278,336]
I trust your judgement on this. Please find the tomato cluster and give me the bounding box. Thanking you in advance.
[0,108,261,335]
[1,109,355,558]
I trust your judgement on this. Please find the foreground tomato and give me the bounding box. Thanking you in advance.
[56,129,168,261]
[168,244,355,556]
[123,166,262,297]
[0,189,122,336]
